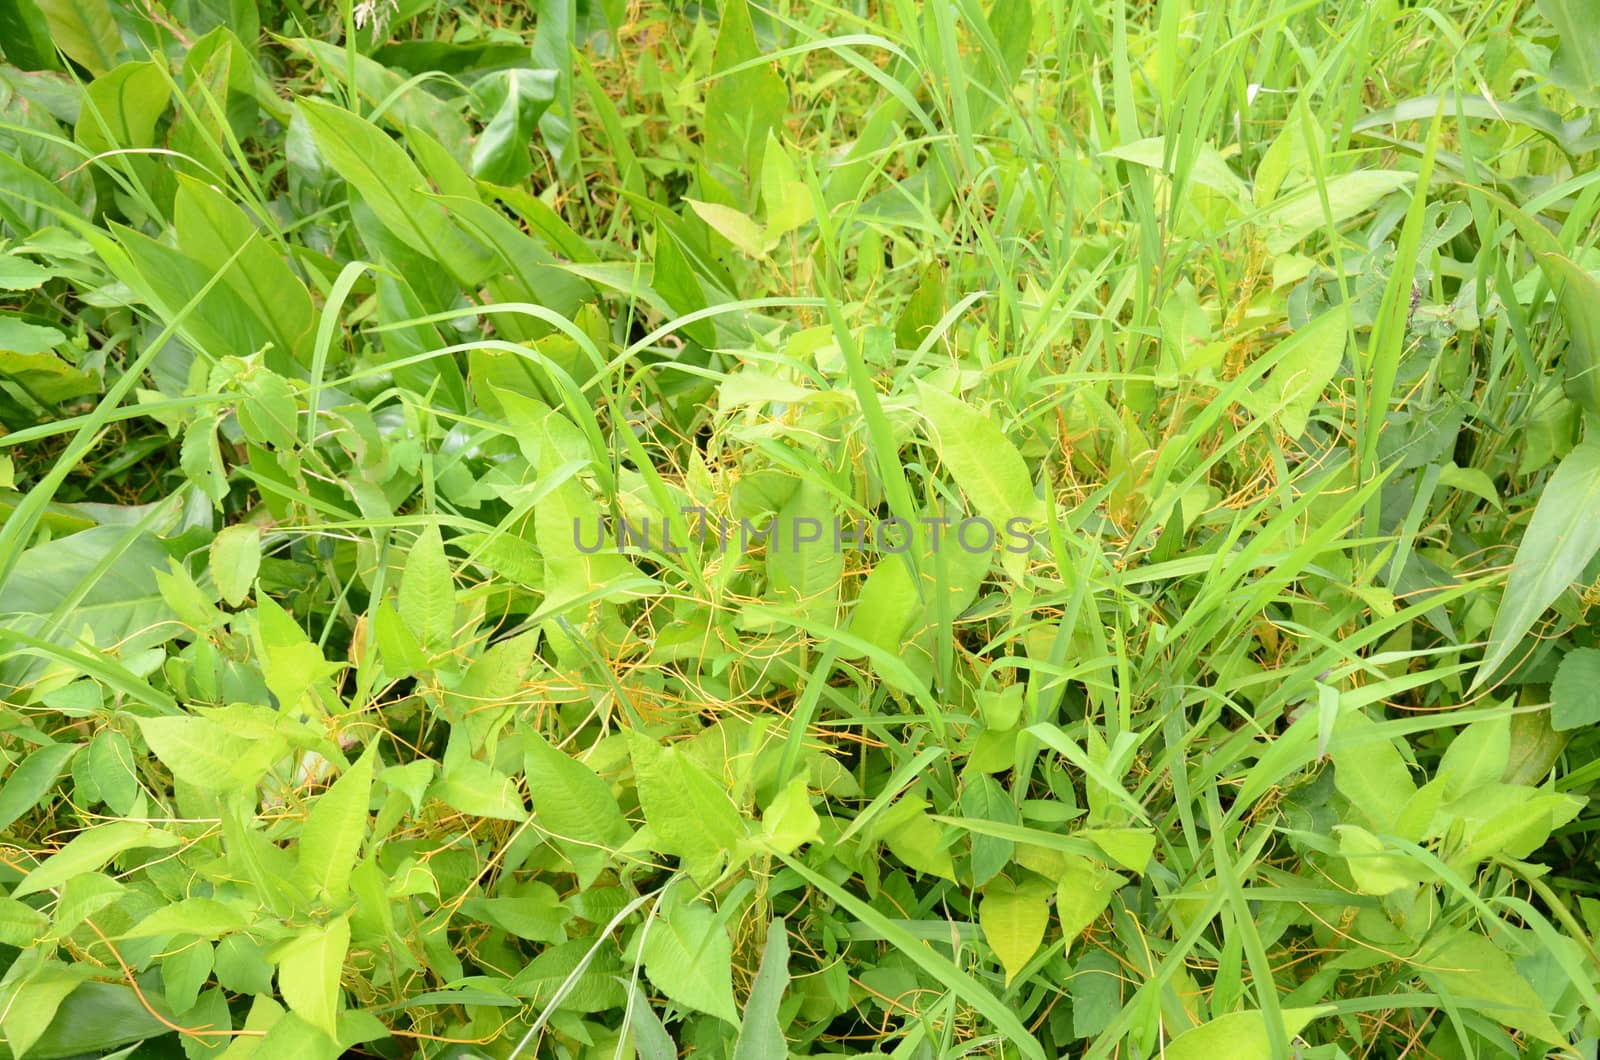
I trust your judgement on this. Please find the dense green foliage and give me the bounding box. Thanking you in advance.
[2,0,1600,1056]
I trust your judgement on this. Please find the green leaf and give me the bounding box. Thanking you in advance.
[733,918,790,1060]
[1418,930,1565,1044]
[915,380,1042,580]
[628,731,748,885]
[1335,824,1425,895]
[844,553,921,657]
[0,254,51,291]
[398,523,455,655]
[460,888,567,943]
[1478,442,1600,685]
[1330,711,1415,832]
[979,875,1053,985]
[430,758,525,821]
[1079,827,1156,874]
[181,415,229,506]
[703,0,787,179]
[1162,1007,1330,1059]
[1437,714,1510,800]
[1056,854,1123,942]
[1552,647,1600,732]
[87,728,138,816]
[125,897,251,939]
[523,730,631,888]
[210,523,261,608]
[1537,0,1600,106]
[759,131,812,239]
[297,98,493,285]
[295,745,375,903]
[1247,305,1349,437]
[74,60,169,156]
[33,0,121,75]
[760,777,820,855]
[136,713,285,791]
[0,898,47,947]
[641,890,740,1026]
[14,820,178,897]
[686,198,768,259]
[1531,251,1600,418]
[765,479,843,626]
[0,316,96,404]
[0,960,92,1059]
[0,741,79,833]
[470,68,557,185]
[174,176,315,369]
[0,0,59,70]
[961,774,1017,886]
[275,917,351,1038]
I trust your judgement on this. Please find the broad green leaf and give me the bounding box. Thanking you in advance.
[1552,647,1600,732]
[14,820,178,897]
[430,758,525,821]
[73,60,169,156]
[295,746,375,903]
[1335,824,1425,895]
[398,523,455,655]
[979,875,1053,985]
[759,131,812,239]
[0,0,58,70]
[641,891,739,1025]
[297,98,493,285]
[126,897,251,939]
[136,713,285,791]
[765,479,843,625]
[627,731,748,885]
[87,728,138,816]
[210,523,261,608]
[760,777,820,855]
[1079,827,1155,874]
[1478,442,1600,685]
[33,0,121,75]
[460,887,566,943]
[703,0,787,178]
[524,730,630,888]
[0,960,92,1059]
[1246,305,1349,437]
[1257,172,1414,252]
[470,67,558,185]
[685,198,767,259]
[733,918,790,1060]
[961,774,1017,886]
[275,917,351,1038]
[1163,1007,1330,1059]
[0,898,46,947]
[1537,0,1600,106]
[1329,711,1415,832]
[1056,854,1123,942]
[844,554,921,657]
[534,449,639,610]
[915,380,1042,581]
[181,415,229,506]
[175,176,315,368]
[1437,715,1510,800]
[873,796,956,881]
[1418,930,1565,1044]
[1531,251,1600,418]
[0,741,79,833]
